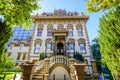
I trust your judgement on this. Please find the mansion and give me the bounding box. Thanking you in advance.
[7,9,99,80]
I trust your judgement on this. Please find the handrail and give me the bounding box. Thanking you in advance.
[31,60,44,73]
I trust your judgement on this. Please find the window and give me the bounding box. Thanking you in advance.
[78,29,83,36]
[22,53,26,60]
[69,43,74,50]
[37,29,42,36]
[79,43,85,51]
[46,43,51,49]
[68,29,73,36]
[34,43,40,54]
[47,28,52,36]
[17,53,21,60]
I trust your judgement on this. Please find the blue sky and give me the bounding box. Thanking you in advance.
[36,0,105,43]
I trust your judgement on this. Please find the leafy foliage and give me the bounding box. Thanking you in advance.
[74,52,84,62]
[0,53,15,73]
[0,0,40,29]
[91,38,101,60]
[86,0,120,12]
[39,53,47,60]
[98,6,120,79]
[0,20,12,56]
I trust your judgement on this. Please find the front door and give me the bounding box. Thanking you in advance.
[57,42,64,55]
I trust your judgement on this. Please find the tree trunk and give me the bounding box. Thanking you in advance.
[13,74,16,80]
[3,73,6,80]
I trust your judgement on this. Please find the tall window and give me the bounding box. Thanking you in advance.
[79,43,85,51]
[17,53,21,60]
[37,29,42,36]
[46,43,51,49]
[78,29,83,36]
[47,28,52,36]
[68,29,73,36]
[22,53,26,60]
[34,43,40,54]
[69,43,74,50]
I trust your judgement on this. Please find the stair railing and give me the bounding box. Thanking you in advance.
[31,60,44,73]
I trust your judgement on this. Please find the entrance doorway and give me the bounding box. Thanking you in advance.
[57,42,64,55]
[50,67,70,80]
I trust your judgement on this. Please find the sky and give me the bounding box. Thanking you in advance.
[35,0,105,43]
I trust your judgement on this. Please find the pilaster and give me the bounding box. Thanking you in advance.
[44,58,50,80]
[69,58,76,80]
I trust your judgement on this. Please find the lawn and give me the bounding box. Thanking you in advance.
[0,71,22,80]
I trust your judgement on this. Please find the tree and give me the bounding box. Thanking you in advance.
[0,0,40,29]
[91,38,101,60]
[86,0,120,12]
[0,53,14,73]
[0,20,12,57]
[98,6,120,79]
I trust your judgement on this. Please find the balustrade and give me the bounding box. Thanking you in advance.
[50,55,69,67]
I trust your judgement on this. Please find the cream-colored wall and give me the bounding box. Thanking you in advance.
[7,19,92,69]
[7,44,29,65]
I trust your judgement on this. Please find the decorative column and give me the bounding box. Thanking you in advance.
[73,63,86,80]
[44,58,50,80]
[91,60,99,79]
[69,58,76,80]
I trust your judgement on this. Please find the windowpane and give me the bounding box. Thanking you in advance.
[47,28,52,36]
[17,53,21,60]
[78,29,83,36]
[69,43,74,50]
[80,43,85,51]
[34,43,40,54]
[68,29,73,36]
[37,29,42,36]
[46,44,51,49]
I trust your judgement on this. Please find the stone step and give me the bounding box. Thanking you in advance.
[34,71,44,74]
[33,74,44,76]
[32,75,44,78]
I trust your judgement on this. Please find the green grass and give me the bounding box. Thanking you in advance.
[0,71,22,80]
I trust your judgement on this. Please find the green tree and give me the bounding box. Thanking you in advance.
[0,53,14,73]
[98,6,120,79]
[0,20,12,57]
[0,0,40,29]
[86,0,120,12]
[91,38,101,60]
[91,38,102,72]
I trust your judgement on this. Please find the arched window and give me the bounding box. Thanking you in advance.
[68,38,75,50]
[78,38,86,53]
[45,38,52,50]
[34,39,42,54]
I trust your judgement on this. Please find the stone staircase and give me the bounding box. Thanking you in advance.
[32,67,44,80]
[30,56,99,80]
[31,60,44,80]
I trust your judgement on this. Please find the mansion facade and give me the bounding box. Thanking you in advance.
[7,9,99,80]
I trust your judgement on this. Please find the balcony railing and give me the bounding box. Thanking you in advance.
[50,55,69,67]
